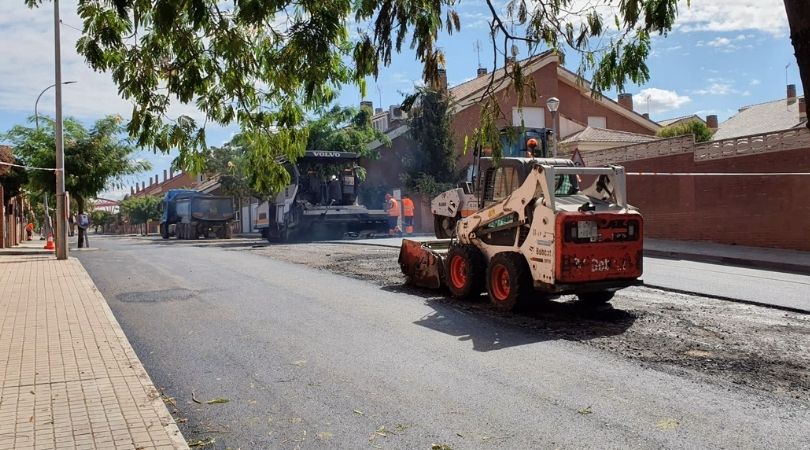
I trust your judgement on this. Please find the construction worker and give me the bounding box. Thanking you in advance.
[384,193,400,236]
[401,194,415,236]
[25,222,34,241]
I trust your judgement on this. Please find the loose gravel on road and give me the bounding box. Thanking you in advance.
[224,241,810,402]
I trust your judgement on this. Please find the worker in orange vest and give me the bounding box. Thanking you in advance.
[384,193,400,236]
[401,194,415,236]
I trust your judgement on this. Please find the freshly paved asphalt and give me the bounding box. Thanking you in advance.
[338,236,810,312]
[77,236,810,449]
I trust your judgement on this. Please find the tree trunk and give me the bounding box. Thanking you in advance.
[785,0,810,129]
[77,196,86,248]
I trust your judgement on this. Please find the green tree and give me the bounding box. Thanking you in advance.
[0,146,28,206]
[401,87,457,196]
[90,209,115,233]
[120,195,162,227]
[3,116,150,248]
[25,0,681,187]
[656,119,713,143]
[306,105,389,159]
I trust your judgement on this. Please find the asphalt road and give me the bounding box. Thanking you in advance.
[77,236,810,449]
[335,236,810,312]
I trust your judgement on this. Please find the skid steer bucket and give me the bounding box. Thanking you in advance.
[398,239,452,289]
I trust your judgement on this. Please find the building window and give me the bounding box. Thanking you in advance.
[512,107,545,128]
[587,116,607,128]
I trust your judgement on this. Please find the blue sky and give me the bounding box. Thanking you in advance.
[0,0,801,199]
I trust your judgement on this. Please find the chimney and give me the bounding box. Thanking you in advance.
[642,113,649,119]
[375,107,383,114]
[436,67,448,92]
[706,114,719,130]
[163,169,168,182]
[800,97,807,121]
[477,67,488,77]
[141,181,146,191]
[130,186,135,195]
[787,84,797,105]
[155,173,159,185]
[360,100,373,111]
[169,169,175,179]
[618,93,633,111]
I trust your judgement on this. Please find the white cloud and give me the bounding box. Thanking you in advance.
[636,88,691,114]
[675,0,788,36]
[691,82,739,96]
[706,37,732,47]
[750,79,761,86]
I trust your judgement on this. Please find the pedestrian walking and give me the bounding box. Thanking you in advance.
[402,194,415,236]
[384,193,400,236]
[68,214,76,237]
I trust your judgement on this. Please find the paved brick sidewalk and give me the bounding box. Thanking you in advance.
[0,255,188,449]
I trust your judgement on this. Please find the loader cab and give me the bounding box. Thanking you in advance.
[500,127,553,158]
[475,157,577,207]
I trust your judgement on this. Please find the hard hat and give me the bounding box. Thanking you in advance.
[527,138,538,148]
[385,193,392,199]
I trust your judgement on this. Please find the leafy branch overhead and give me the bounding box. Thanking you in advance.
[25,0,681,190]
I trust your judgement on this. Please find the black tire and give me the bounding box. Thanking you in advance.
[486,252,533,311]
[577,290,616,304]
[434,214,458,239]
[160,223,169,239]
[445,244,486,299]
[224,224,232,239]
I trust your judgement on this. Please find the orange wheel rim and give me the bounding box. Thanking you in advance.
[449,256,467,288]
[491,264,511,301]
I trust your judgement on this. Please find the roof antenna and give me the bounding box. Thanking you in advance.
[377,85,382,111]
[786,62,791,111]
[474,40,482,68]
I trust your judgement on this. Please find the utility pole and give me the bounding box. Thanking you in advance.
[53,0,68,260]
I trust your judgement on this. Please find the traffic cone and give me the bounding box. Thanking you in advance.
[44,233,55,251]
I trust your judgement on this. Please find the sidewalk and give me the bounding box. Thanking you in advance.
[645,238,810,275]
[0,253,188,449]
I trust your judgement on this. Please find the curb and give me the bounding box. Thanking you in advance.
[643,249,810,276]
[642,283,810,315]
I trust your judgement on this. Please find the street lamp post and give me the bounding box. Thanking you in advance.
[35,81,75,240]
[53,0,68,260]
[35,81,76,130]
[546,97,560,157]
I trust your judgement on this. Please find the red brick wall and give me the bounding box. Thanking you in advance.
[624,148,810,250]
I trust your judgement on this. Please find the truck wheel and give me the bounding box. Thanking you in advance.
[577,290,616,304]
[487,252,532,311]
[224,225,232,239]
[160,223,169,239]
[445,245,485,299]
[434,214,458,239]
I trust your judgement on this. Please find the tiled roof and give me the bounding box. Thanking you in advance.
[658,114,704,127]
[561,127,661,144]
[448,51,553,104]
[712,96,807,141]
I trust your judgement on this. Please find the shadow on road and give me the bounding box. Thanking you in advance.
[383,285,637,352]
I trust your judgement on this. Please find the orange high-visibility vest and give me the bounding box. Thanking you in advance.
[387,197,400,216]
[402,198,415,217]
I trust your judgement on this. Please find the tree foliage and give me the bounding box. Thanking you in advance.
[402,87,457,196]
[306,105,389,159]
[90,209,115,232]
[0,147,28,204]
[2,115,150,246]
[25,0,681,188]
[656,119,713,143]
[120,195,161,225]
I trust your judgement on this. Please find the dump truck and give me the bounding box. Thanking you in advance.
[432,127,554,238]
[255,150,388,242]
[160,190,235,240]
[399,161,643,310]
